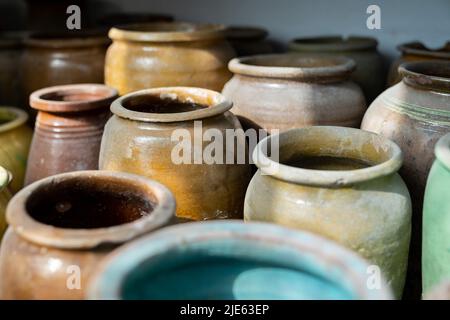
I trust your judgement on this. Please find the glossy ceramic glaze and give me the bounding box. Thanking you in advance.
[244,126,411,298]
[225,26,273,56]
[99,87,252,221]
[361,61,450,298]
[25,84,118,185]
[88,221,393,300]
[0,170,175,299]
[0,167,12,240]
[289,36,386,102]
[222,54,366,133]
[0,107,32,193]
[423,133,450,293]
[387,41,450,86]
[105,22,235,95]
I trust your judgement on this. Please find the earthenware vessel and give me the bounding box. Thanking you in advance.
[0,107,32,193]
[0,170,175,299]
[225,26,273,56]
[25,84,118,185]
[0,167,12,240]
[361,61,450,298]
[244,126,411,298]
[99,87,252,221]
[88,220,393,300]
[423,133,450,293]
[387,41,450,86]
[289,36,386,102]
[105,22,235,95]
[222,54,366,133]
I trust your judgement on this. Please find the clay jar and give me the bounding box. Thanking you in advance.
[99,87,252,221]
[88,221,393,300]
[105,22,235,95]
[244,126,411,298]
[361,61,450,298]
[387,41,450,86]
[25,84,118,185]
[0,32,25,106]
[225,26,274,56]
[0,167,12,239]
[423,133,450,293]
[289,36,386,103]
[0,107,32,193]
[0,170,175,299]
[222,54,366,133]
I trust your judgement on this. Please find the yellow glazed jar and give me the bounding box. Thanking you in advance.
[0,166,12,239]
[0,107,33,193]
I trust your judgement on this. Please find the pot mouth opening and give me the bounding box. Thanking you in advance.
[0,107,28,133]
[109,22,226,42]
[254,126,402,187]
[399,61,450,92]
[289,35,378,52]
[398,41,450,59]
[25,31,110,48]
[30,84,118,113]
[435,133,450,171]
[111,87,232,122]
[228,54,355,82]
[7,171,175,249]
[225,26,268,41]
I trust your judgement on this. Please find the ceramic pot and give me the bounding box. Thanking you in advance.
[423,133,450,293]
[99,87,252,221]
[25,84,118,185]
[0,170,175,299]
[0,167,12,240]
[88,220,393,300]
[244,126,411,298]
[289,36,386,103]
[387,41,450,86]
[0,107,32,193]
[361,61,450,298]
[105,22,235,95]
[225,26,273,56]
[222,54,366,133]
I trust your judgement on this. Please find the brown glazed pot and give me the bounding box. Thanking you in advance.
[25,84,118,185]
[222,54,366,133]
[387,41,450,86]
[105,22,235,95]
[0,170,175,299]
[225,26,274,56]
[99,87,252,221]
[361,61,450,299]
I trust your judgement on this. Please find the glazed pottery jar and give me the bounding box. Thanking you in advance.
[225,26,274,56]
[244,126,411,298]
[423,133,450,293]
[0,167,12,239]
[105,22,235,95]
[25,84,118,185]
[361,61,450,298]
[88,221,393,300]
[0,107,33,193]
[99,87,252,221]
[0,170,175,299]
[289,36,386,102]
[222,54,366,133]
[387,41,450,86]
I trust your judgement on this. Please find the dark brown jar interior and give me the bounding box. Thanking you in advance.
[123,95,208,114]
[400,61,450,92]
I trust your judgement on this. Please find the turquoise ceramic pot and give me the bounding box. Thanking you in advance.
[88,221,393,300]
[423,133,450,293]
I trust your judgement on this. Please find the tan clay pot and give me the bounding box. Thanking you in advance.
[244,126,411,298]
[0,166,12,240]
[99,87,252,221]
[222,54,366,133]
[105,22,235,95]
[0,170,175,299]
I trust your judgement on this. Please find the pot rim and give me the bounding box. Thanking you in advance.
[289,35,378,52]
[87,220,393,300]
[253,126,403,187]
[399,61,450,92]
[30,84,118,113]
[398,41,450,59]
[24,32,110,48]
[435,133,450,171]
[0,166,12,191]
[111,87,232,123]
[6,170,175,249]
[0,107,28,133]
[109,22,227,42]
[228,54,355,81]
[225,26,268,41]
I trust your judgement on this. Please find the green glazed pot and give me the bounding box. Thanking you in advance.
[423,133,450,293]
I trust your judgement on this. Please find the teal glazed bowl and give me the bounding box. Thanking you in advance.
[88,221,393,300]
